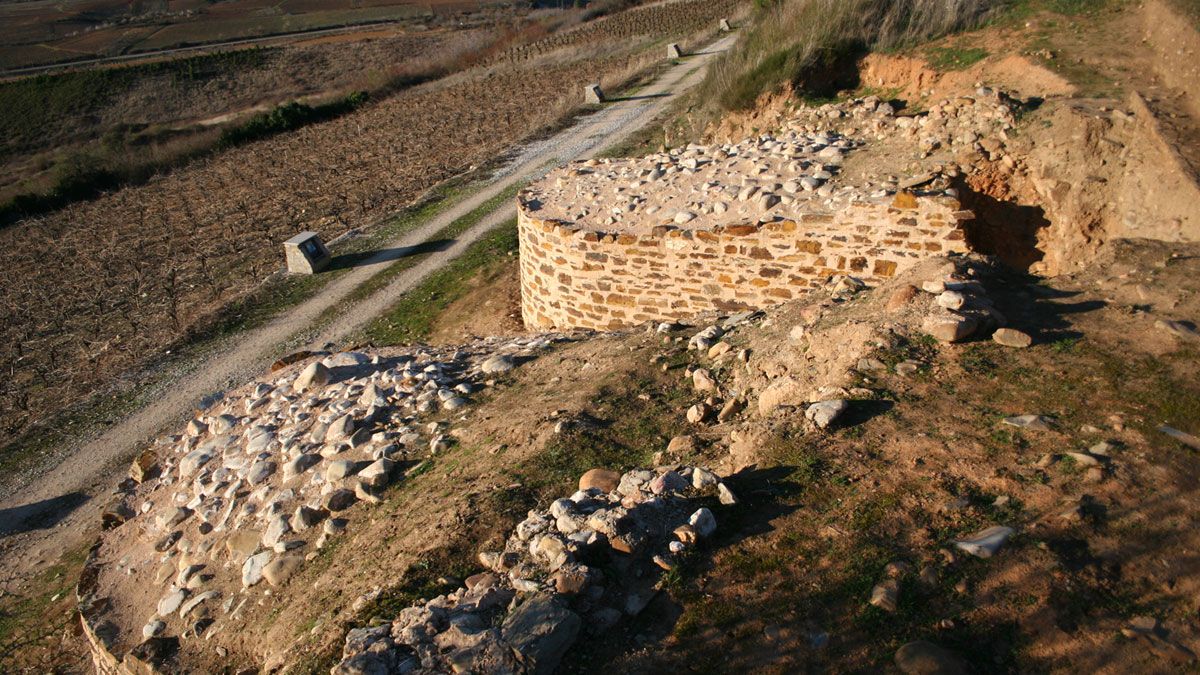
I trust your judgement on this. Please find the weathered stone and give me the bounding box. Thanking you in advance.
[481,355,516,374]
[689,508,716,538]
[130,450,158,483]
[157,588,189,616]
[1003,414,1053,431]
[924,315,978,343]
[758,376,803,415]
[226,530,260,563]
[293,505,328,532]
[717,483,738,505]
[293,362,331,392]
[327,414,356,441]
[247,460,276,486]
[178,449,214,479]
[935,290,966,310]
[500,594,581,675]
[579,468,621,493]
[324,489,357,512]
[692,467,719,489]
[326,459,361,481]
[263,556,304,586]
[156,507,192,530]
[179,590,220,618]
[869,579,899,612]
[284,453,321,480]
[666,434,698,455]
[242,551,272,587]
[692,368,717,392]
[263,514,292,548]
[992,327,1032,348]
[142,619,166,640]
[358,458,394,489]
[805,399,848,430]
[717,397,745,423]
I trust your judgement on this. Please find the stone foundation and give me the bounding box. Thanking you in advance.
[518,194,972,330]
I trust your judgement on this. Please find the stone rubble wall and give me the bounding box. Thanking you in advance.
[519,195,972,330]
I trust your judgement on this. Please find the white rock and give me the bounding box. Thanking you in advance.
[936,291,967,310]
[954,525,1014,558]
[143,619,166,639]
[689,508,717,538]
[242,551,272,587]
[805,399,849,430]
[481,355,516,374]
[157,588,189,616]
[293,362,331,393]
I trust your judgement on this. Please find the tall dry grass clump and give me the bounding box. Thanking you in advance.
[701,0,1002,110]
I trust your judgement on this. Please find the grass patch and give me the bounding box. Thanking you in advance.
[497,373,686,513]
[698,0,1002,111]
[341,180,525,318]
[0,543,90,672]
[359,217,518,345]
[960,343,1000,376]
[925,45,989,70]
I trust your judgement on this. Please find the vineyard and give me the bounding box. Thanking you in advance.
[0,28,495,209]
[486,0,742,65]
[0,0,741,452]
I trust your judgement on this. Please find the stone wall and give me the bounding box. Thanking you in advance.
[518,193,972,330]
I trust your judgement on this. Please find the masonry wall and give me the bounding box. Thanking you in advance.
[518,193,972,330]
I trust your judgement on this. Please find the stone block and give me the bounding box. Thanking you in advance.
[283,232,331,275]
[583,83,604,104]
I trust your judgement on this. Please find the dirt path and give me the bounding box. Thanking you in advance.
[0,32,735,583]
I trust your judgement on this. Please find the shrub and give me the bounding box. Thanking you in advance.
[217,92,369,148]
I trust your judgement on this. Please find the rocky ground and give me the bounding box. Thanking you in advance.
[26,1,1200,673]
[81,239,1200,673]
[526,88,1021,233]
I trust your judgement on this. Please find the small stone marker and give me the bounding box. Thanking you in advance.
[719,18,732,31]
[283,231,331,275]
[667,43,683,58]
[584,83,604,104]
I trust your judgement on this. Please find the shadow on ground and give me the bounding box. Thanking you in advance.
[0,491,89,537]
[326,239,453,271]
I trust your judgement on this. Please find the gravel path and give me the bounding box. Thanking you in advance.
[0,33,736,572]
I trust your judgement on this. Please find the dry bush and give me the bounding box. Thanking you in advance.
[700,0,1003,110]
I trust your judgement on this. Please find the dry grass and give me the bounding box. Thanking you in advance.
[699,0,1002,111]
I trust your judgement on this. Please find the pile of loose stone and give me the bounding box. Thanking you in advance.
[787,88,1021,162]
[90,334,569,659]
[534,131,860,231]
[333,465,730,674]
[528,87,1023,235]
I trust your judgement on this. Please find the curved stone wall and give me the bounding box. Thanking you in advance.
[518,192,972,330]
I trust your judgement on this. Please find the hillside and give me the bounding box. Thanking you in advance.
[3,0,1200,672]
